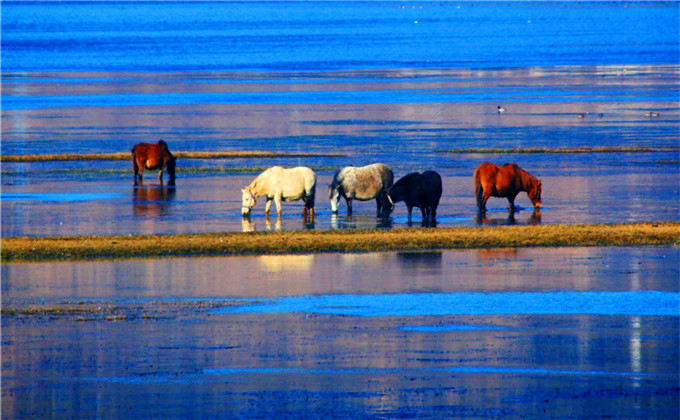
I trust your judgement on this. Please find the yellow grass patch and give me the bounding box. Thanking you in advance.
[1,151,345,162]
[2,223,678,262]
[436,146,678,154]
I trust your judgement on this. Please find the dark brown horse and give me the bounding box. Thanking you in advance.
[474,162,541,214]
[131,140,176,186]
[381,170,442,226]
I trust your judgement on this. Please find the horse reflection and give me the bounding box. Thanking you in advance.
[476,209,541,226]
[331,213,390,230]
[133,186,176,216]
[397,251,443,274]
[241,216,282,232]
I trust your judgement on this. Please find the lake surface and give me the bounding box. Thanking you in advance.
[1,1,679,418]
[3,247,679,418]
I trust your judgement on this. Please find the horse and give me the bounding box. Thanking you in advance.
[473,162,541,215]
[380,170,442,225]
[131,140,176,186]
[329,163,393,215]
[241,166,316,219]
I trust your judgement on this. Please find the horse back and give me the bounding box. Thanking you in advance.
[132,141,172,170]
[420,171,442,206]
[355,163,393,199]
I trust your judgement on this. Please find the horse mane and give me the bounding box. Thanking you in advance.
[247,166,281,196]
[389,172,420,201]
[510,163,538,189]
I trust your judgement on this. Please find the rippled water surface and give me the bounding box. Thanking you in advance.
[2,2,679,418]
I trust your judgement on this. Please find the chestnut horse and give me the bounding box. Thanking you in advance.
[474,162,541,214]
[131,140,176,186]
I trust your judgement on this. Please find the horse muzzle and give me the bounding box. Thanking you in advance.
[534,202,542,209]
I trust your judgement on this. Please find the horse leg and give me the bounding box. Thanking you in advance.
[158,169,163,185]
[307,196,315,220]
[375,196,381,216]
[508,193,518,214]
[346,198,353,215]
[480,190,492,214]
[274,195,282,218]
[407,206,413,221]
[265,198,272,218]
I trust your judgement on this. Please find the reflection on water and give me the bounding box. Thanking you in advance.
[330,213,389,230]
[2,173,676,237]
[2,247,678,418]
[132,186,176,217]
[258,254,314,273]
[476,208,542,226]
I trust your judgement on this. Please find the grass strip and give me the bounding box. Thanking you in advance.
[2,166,337,176]
[436,146,678,154]
[1,151,345,162]
[2,222,678,262]
[1,299,258,321]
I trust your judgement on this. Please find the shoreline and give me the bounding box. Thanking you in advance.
[3,222,678,263]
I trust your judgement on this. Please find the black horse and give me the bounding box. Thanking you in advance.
[380,171,442,226]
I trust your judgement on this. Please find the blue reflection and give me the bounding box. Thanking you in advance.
[217,291,679,317]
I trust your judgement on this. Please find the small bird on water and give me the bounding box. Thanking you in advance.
[645,111,660,118]
[497,105,506,114]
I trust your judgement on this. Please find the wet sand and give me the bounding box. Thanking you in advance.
[2,248,678,418]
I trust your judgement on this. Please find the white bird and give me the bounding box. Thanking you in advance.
[497,105,506,114]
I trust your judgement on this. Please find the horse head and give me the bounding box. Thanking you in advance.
[167,155,177,186]
[328,182,340,213]
[529,179,542,208]
[380,191,395,218]
[241,188,256,216]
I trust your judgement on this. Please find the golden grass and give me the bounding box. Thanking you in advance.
[1,300,257,321]
[436,146,679,154]
[2,222,678,262]
[1,151,345,162]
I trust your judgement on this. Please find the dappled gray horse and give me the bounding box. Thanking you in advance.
[329,163,393,215]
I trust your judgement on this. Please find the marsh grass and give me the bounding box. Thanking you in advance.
[436,146,679,154]
[1,300,257,322]
[2,166,337,176]
[3,223,678,262]
[2,151,345,162]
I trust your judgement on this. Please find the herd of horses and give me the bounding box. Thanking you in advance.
[132,140,542,224]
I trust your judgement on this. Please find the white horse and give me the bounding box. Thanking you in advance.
[329,163,393,215]
[241,166,316,219]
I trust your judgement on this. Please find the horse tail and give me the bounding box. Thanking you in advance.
[306,170,317,208]
[131,146,139,180]
[383,165,394,190]
[474,167,483,210]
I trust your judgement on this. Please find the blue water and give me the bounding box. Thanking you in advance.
[2,1,678,72]
[219,291,679,317]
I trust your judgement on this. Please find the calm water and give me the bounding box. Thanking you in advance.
[2,2,679,418]
[3,248,679,418]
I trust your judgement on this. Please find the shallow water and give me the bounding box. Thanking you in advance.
[2,2,679,418]
[3,248,679,418]
[2,172,678,236]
